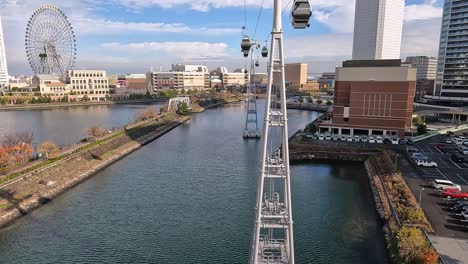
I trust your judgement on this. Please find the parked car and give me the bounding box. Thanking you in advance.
[453,203,468,212]
[391,138,399,145]
[376,136,383,144]
[445,138,453,144]
[332,136,339,141]
[442,189,468,200]
[415,159,438,168]
[346,136,353,142]
[325,135,332,141]
[340,135,347,142]
[431,179,462,191]
[448,198,468,206]
[462,210,468,220]
[368,137,376,143]
[411,153,427,160]
[318,135,325,140]
[354,135,361,142]
[383,138,391,144]
[398,139,406,145]
[457,145,468,155]
[452,153,465,163]
[406,146,420,154]
[361,136,369,143]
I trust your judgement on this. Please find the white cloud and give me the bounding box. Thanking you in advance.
[404,3,442,22]
[401,17,441,58]
[101,42,229,59]
[73,18,191,34]
[72,17,241,35]
[285,33,353,59]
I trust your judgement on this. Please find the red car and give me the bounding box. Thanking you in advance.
[442,189,468,199]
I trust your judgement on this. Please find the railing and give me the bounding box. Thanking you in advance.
[412,124,468,142]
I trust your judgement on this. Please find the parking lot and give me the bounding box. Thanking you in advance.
[407,135,468,186]
[398,134,468,239]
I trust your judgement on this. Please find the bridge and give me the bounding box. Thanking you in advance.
[168,96,191,112]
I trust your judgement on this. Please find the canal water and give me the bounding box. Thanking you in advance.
[0,102,386,263]
[0,103,163,146]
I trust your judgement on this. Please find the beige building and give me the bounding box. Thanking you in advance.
[68,70,110,101]
[147,71,209,92]
[285,63,308,90]
[216,67,248,88]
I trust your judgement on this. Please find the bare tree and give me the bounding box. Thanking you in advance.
[86,126,106,139]
[1,131,34,147]
[134,106,158,121]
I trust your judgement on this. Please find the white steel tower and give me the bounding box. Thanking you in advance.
[0,16,9,88]
[250,0,310,263]
[244,41,262,139]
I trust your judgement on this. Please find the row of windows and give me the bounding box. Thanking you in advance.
[70,73,105,78]
[71,79,108,84]
[72,85,109,90]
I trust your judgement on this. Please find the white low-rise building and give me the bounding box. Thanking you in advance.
[216,67,248,88]
[147,64,210,92]
[68,70,110,101]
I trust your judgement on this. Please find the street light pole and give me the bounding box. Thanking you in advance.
[419,188,425,209]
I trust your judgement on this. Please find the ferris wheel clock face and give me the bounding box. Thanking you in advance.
[25,5,76,78]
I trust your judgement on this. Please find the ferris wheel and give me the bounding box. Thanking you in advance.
[25,5,76,78]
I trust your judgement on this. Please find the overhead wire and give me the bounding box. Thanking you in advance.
[252,0,265,40]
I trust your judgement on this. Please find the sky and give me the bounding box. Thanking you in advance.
[0,0,444,75]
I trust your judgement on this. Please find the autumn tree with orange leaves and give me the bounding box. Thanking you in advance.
[0,132,34,168]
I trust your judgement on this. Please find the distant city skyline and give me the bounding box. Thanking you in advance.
[0,0,444,75]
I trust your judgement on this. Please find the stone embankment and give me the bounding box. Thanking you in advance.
[192,97,241,113]
[0,113,189,228]
[289,135,437,263]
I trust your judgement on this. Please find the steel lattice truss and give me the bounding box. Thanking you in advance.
[25,5,76,78]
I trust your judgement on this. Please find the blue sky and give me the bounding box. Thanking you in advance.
[0,0,444,75]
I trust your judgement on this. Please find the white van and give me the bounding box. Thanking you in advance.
[431,179,461,191]
[415,159,437,168]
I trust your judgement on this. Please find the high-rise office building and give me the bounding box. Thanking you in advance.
[435,0,468,100]
[0,16,9,87]
[352,0,404,60]
[405,56,437,100]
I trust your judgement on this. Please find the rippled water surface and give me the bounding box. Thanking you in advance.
[0,101,386,263]
[0,103,163,145]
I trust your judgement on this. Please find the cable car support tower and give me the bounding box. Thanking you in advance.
[243,40,262,139]
[250,0,311,263]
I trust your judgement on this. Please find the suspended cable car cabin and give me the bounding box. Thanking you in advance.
[261,46,268,58]
[241,36,252,57]
[290,0,312,29]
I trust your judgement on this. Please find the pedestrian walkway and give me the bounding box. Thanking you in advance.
[430,235,468,264]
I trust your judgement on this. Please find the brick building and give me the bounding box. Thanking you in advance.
[319,60,416,137]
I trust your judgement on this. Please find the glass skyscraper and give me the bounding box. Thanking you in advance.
[436,0,468,100]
